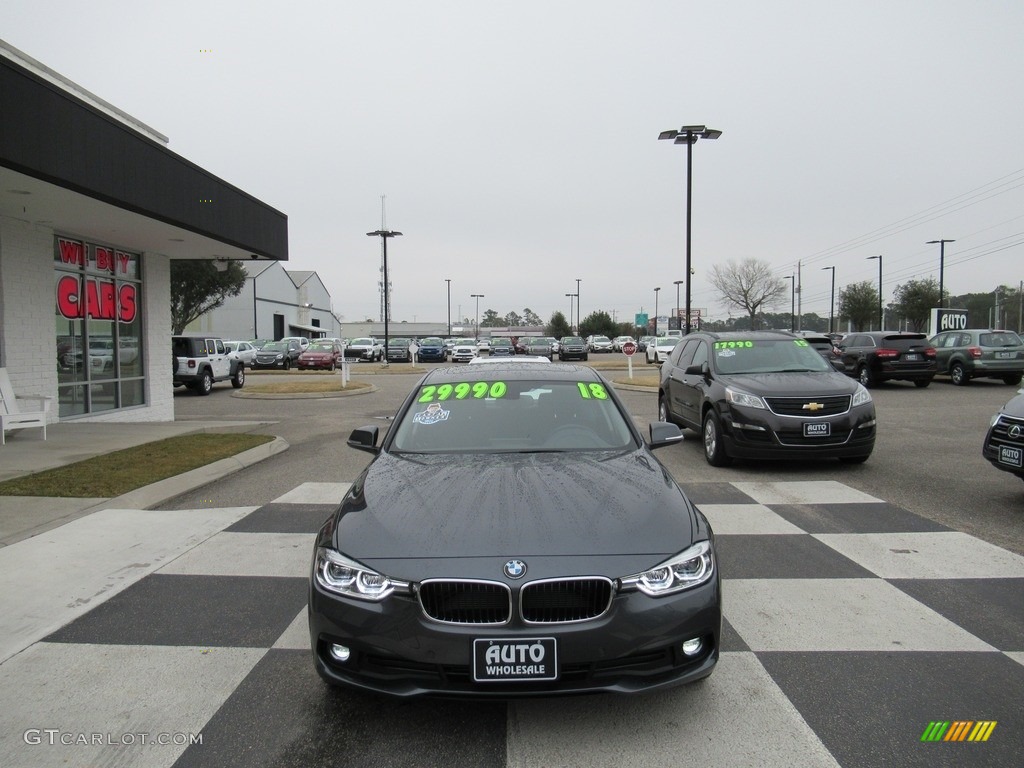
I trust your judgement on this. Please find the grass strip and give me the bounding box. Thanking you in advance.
[0,433,275,497]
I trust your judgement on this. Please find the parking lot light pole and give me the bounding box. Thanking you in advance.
[926,239,955,307]
[565,293,575,331]
[654,287,661,336]
[471,294,484,341]
[659,125,722,335]
[867,255,883,330]
[575,278,581,332]
[783,275,795,332]
[445,279,452,337]
[366,229,402,365]
[673,280,684,331]
[822,266,836,334]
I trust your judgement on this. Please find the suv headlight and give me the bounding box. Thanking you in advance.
[725,387,765,409]
[851,383,873,407]
[620,540,714,596]
[314,548,410,601]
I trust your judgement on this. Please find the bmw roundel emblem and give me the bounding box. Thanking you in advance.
[1010,424,1023,439]
[503,559,527,579]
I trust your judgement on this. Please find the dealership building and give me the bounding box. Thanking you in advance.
[0,40,288,423]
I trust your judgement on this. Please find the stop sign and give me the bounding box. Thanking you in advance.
[622,341,637,356]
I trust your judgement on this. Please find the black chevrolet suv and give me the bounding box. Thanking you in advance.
[658,331,876,466]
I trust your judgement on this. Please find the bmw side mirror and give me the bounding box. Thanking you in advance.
[648,422,684,449]
[347,426,381,454]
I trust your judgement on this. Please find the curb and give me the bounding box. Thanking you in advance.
[233,384,378,399]
[78,436,290,514]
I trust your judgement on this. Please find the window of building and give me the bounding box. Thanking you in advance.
[54,236,145,417]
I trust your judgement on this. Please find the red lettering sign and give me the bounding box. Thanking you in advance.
[57,238,85,266]
[55,275,138,322]
[95,246,115,273]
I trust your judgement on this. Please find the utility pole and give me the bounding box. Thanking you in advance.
[796,260,803,331]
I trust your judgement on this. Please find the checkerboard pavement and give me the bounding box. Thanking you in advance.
[0,480,1021,768]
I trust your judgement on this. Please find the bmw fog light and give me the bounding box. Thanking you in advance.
[681,638,703,657]
[329,643,351,663]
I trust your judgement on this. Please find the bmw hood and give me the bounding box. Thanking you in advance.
[331,451,697,563]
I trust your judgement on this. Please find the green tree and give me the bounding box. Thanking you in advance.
[522,308,543,326]
[708,258,788,330]
[890,278,940,331]
[579,310,616,339]
[170,260,247,335]
[546,311,572,338]
[839,280,880,331]
[480,309,502,327]
[504,311,523,326]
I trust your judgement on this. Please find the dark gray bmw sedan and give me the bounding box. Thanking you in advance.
[309,362,721,697]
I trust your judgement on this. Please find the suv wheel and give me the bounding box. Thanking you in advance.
[914,379,931,388]
[658,394,674,426]
[857,364,875,388]
[231,365,245,389]
[703,411,732,467]
[950,362,969,386]
[283,358,291,371]
[196,369,214,396]
[1004,373,1023,385]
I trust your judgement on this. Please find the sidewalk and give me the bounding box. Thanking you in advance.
[0,420,285,547]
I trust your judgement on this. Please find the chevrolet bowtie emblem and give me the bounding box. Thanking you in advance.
[802,402,824,412]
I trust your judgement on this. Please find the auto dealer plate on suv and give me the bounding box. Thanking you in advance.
[804,422,831,437]
[473,637,558,682]
[999,445,1023,468]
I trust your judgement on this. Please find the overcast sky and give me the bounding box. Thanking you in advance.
[4,1,1023,327]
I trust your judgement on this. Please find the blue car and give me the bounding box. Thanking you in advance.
[417,337,447,362]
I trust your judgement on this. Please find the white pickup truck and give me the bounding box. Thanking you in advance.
[343,337,384,362]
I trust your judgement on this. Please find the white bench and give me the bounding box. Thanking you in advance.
[0,368,50,445]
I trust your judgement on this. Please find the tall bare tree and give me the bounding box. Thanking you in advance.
[707,258,787,330]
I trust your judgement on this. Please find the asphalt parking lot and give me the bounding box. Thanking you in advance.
[177,363,1024,556]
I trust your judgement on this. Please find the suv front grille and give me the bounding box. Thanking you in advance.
[765,395,851,417]
[419,580,511,624]
[989,415,1024,448]
[520,578,614,623]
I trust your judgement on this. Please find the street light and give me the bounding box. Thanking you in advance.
[654,287,661,335]
[659,124,722,335]
[821,266,836,334]
[673,280,684,331]
[867,255,883,330]
[926,239,955,308]
[566,293,574,329]
[782,276,795,332]
[366,229,402,363]
[471,294,484,341]
[575,278,582,332]
[445,279,452,337]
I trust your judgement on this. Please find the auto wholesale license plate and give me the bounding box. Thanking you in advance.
[999,446,1023,468]
[804,422,831,438]
[996,352,1015,359]
[903,353,921,361]
[473,638,558,682]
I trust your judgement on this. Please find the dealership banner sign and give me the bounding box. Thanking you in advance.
[55,237,138,322]
[929,308,969,336]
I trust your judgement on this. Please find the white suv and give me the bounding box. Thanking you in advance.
[172,336,245,395]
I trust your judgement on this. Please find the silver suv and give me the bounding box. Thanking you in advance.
[928,329,1024,386]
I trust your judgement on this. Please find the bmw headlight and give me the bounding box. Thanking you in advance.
[852,383,873,407]
[725,387,765,410]
[620,540,714,596]
[314,548,409,601]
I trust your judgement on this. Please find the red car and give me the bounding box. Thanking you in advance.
[298,341,343,371]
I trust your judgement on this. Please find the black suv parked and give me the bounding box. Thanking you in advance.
[172,336,245,395]
[836,332,937,388]
[658,331,876,465]
[982,390,1024,483]
[928,329,1024,386]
